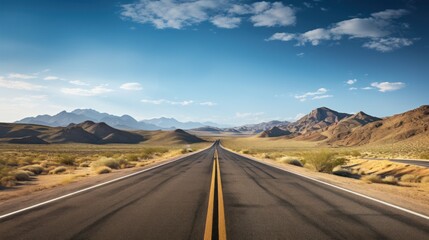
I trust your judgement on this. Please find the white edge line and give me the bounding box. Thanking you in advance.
[0,144,214,220]
[220,144,429,221]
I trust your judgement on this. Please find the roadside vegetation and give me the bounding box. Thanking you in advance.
[221,136,429,186]
[0,143,209,189]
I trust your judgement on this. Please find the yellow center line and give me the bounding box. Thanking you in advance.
[204,148,227,240]
[216,150,227,240]
[204,151,216,240]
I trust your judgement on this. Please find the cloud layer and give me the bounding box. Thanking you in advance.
[121,0,295,29]
[295,88,332,101]
[267,9,414,52]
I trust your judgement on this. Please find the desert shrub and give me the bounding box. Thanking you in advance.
[283,159,303,167]
[362,175,383,183]
[58,155,76,166]
[125,154,139,162]
[95,166,112,174]
[400,174,419,183]
[49,166,67,174]
[420,176,429,183]
[19,157,34,165]
[79,162,90,167]
[20,165,45,175]
[0,176,16,187]
[14,170,31,181]
[301,152,346,173]
[382,176,398,185]
[92,158,122,169]
[350,150,361,157]
[332,166,353,178]
[181,148,194,154]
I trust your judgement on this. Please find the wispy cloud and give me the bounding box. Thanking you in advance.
[200,101,217,106]
[267,9,414,52]
[121,1,295,29]
[349,87,358,90]
[235,112,264,118]
[44,76,62,81]
[0,76,44,91]
[295,88,332,101]
[370,82,405,92]
[61,85,113,96]
[8,73,37,79]
[69,80,90,86]
[141,99,194,106]
[120,82,143,91]
[346,79,357,85]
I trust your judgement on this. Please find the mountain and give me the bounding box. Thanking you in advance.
[286,107,351,134]
[234,120,290,134]
[141,117,209,129]
[325,111,381,144]
[329,105,429,146]
[0,121,144,144]
[259,126,291,138]
[16,109,225,130]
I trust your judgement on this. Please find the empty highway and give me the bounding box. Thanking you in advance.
[0,142,428,240]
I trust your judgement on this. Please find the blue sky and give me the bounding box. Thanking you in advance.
[1,0,428,125]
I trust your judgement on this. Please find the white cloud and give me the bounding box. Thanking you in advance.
[370,82,405,92]
[349,87,358,90]
[363,37,414,52]
[211,15,241,29]
[200,101,217,106]
[121,1,296,29]
[120,82,143,91]
[44,76,62,81]
[69,80,90,86]
[295,88,330,101]
[346,79,357,85]
[8,73,37,79]
[121,0,221,29]
[294,113,305,120]
[312,94,333,100]
[362,87,373,90]
[141,99,194,106]
[296,52,304,57]
[250,2,295,27]
[268,8,413,52]
[267,32,296,41]
[0,76,44,91]
[61,85,113,96]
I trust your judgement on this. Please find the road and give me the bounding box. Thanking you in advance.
[364,158,429,168]
[0,142,428,239]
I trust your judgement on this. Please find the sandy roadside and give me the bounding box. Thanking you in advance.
[223,146,429,217]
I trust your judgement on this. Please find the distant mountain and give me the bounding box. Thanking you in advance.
[325,111,381,143]
[15,109,226,130]
[0,121,144,144]
[286,107,351,134]
[233,120,290,134]
[139,129,206,145]
[259,126,291,138]
[329,105,429,146]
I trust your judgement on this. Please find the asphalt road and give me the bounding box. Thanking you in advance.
[218,147,429,240]
[365,158,429,168]
[0,147,215,240]
[0,143,428,240]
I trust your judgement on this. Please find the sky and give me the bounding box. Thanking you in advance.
[1,0,428,125]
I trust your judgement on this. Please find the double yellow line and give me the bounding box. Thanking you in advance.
[204,149,227,240]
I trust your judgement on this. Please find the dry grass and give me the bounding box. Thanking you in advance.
[49,166,67,175]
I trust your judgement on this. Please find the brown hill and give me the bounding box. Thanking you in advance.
[77,121,143,143]
[331,105,429,146]
[287,107,351,134]
[325,111,381,144]
[43,126,101,143]
[8,136,48,144]
[259,127,292,138]
[144,129,206,144]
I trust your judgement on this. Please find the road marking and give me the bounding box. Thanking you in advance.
[0,145,212,220]
[204,155,216,240]
[220,145,429,221]
[204,148,227,240]
[216,151,227,240]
